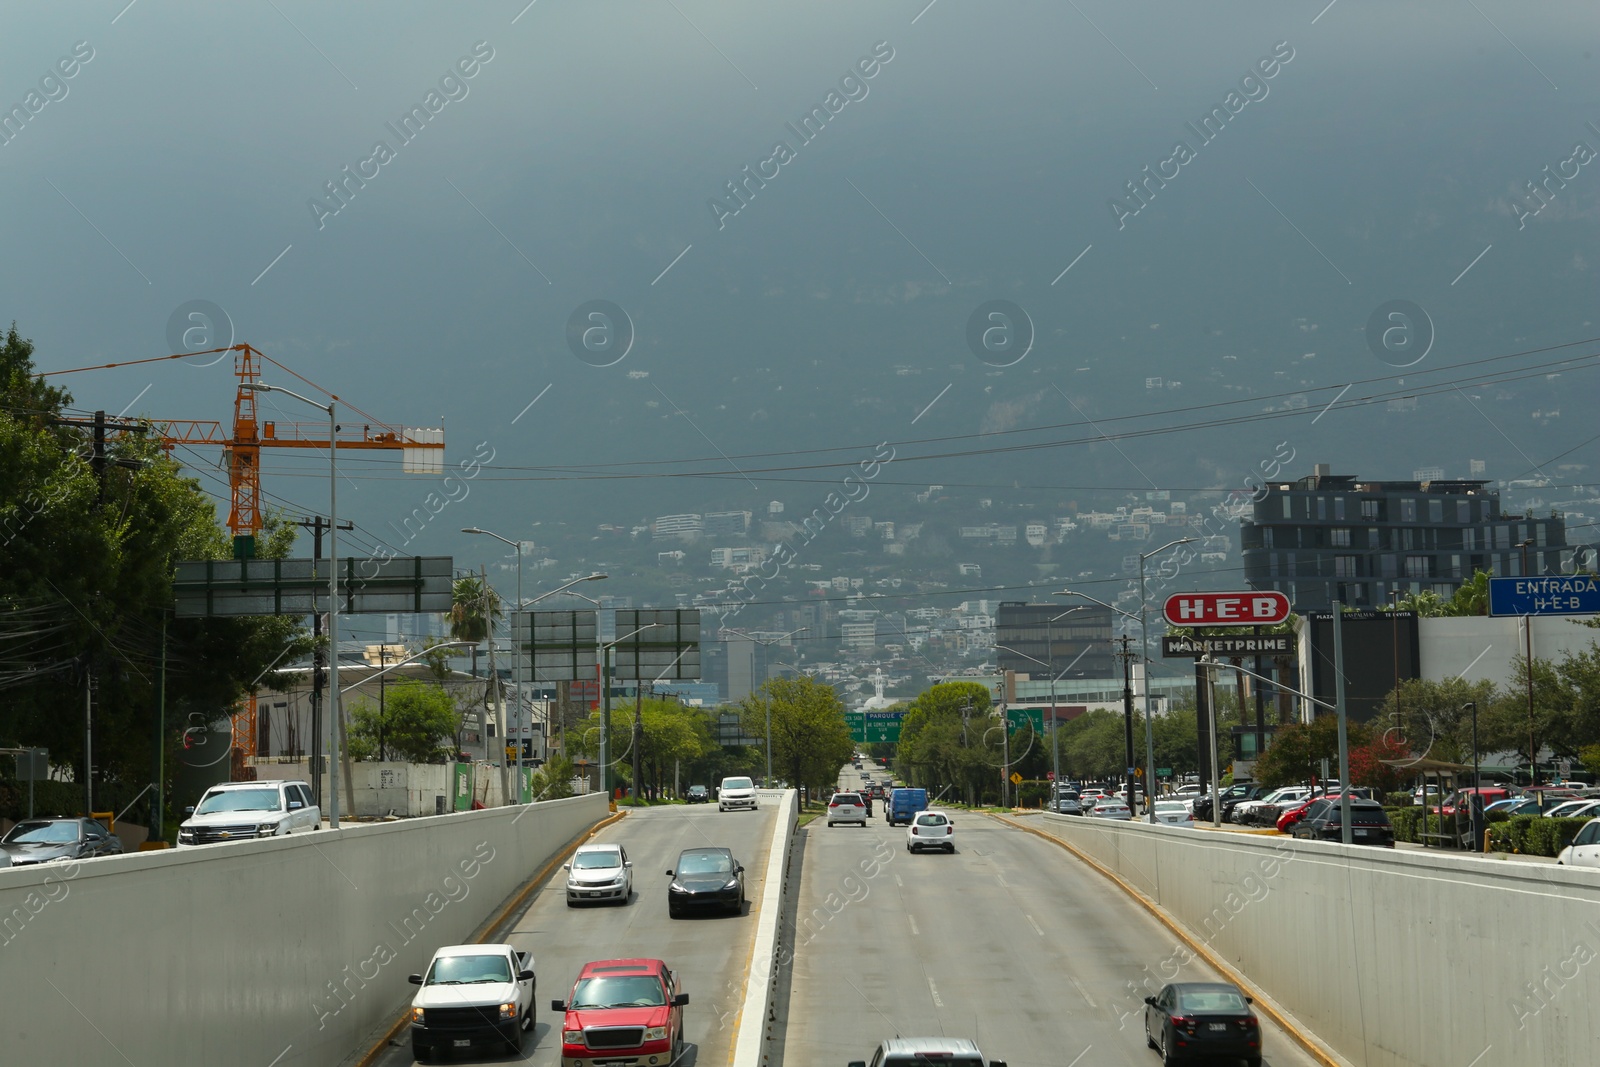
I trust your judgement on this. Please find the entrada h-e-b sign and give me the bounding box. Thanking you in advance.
[1163,591,1290,627]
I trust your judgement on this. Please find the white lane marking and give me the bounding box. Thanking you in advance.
[894,874,903,887]
[1069,975,1097,1009]
[927,975,944,1007]
[995,870,1010,888]
[1026,914,1044,937]
[1064,1046,1092,1067]
[908,914,920,936]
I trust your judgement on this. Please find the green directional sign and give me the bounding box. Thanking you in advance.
[1157,767,1173,777]
[846,712,866,742]
[1006,707,1045,735]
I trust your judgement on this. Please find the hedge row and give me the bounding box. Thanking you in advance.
[1487,814,1593,857]
[0,778,152,824]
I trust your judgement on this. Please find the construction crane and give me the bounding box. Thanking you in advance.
[42,343,446,757]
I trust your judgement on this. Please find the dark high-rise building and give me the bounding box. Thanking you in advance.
[1241,464,1568,611]
[994,602,1115,679]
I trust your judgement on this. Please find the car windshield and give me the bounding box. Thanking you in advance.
[916,814,947,826]
[427,954,512,985]
[723,778,753,790]
[884,1057,985,1067]
[1179,989,1248,1012]
[194,788,282,814]
[573,851,622,870]
[1353,809,1390,825]
[4,821,79,844]
[1155,803,1186,812]
[678,852,734,876]
[571,975,666,1008]
[1573,822,1600,846]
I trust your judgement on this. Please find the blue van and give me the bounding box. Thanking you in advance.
[886,787,928,827]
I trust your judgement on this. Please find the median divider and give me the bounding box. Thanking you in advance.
[731,789,798,1067]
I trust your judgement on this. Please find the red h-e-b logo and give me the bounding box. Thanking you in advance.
[1163,591,1290,626]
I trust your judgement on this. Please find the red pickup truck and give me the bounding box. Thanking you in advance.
[553,958,688,1067]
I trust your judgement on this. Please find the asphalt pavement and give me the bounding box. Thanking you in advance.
[772,762,1327,1067]
[366,799,780,1067]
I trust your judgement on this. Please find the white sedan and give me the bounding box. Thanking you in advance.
[1151,801,1195,827]
[1089,799,1132,821]
[1557,818,1600,868]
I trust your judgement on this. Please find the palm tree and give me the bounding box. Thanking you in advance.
[449,575,504,742]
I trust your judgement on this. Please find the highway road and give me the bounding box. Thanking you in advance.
[365,799,780,1067]
[772,762,1325,1067]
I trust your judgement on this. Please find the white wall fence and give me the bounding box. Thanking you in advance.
[0,792,607,1067]
[1033,814,1600,1067]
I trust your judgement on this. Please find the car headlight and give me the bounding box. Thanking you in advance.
[498,1002,517,1020]
[563,1030,584,1043]
[258,822,279,835]
[724,879,740,890]
[177,830,195,843]
[412,1007,425,1023]
[669,882,686,893]
[644,1026,667,1041]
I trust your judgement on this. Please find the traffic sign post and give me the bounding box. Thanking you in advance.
[1488,576,1600,617]
[1006,707,1045,734]
[1009,771,1023,785]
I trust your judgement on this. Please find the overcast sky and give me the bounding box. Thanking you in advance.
[5,1,1597,570]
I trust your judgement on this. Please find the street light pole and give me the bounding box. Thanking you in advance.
[1519,538,1537,787]
[1466,701,1482,852]
[722,626,808,787]
[1138,537,1196,820]
[1054,589,1144,811]
[247,383,342,828]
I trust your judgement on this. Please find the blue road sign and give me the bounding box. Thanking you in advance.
[1489,575,1600,617]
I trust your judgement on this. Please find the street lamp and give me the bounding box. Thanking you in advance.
[1137,538,1196,821]
[996,623,1081,795]
[1055,589,1145,814]
[722,627,809,787]
[245,382,343,829]
[602,623,658,802]
[1464,701,1481,851]
[506,569,608,792]
[1518,538,1537,788]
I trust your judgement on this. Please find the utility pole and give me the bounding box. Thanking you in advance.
[631,682,645,803]
[1519,539,1538,787]
[1332,601,1353,844]
[484,564,508,805]
[154,617,167,842]
[84,666,95,814]
[295,515,351,808]
[1115,635,1138,814]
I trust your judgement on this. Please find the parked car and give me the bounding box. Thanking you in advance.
[1079,787,1107,809]
[1543,799,1600,820]
[1089,799,1132,821]
[1556,818,1600,869]
[407,943,536,1061]
[1142,982,1261,1066]
[564,843,633,906]
[717,776,758,812]
[685,785,710,804]
[1235,787,1309,826]
[1051,790,1082,815]
[1220,786,1268,823]
[1192,782,1257,823]
[849,1036,1006,1067]
[1151,801,1195,827]
[666,847,745,917]
[553,958,687,1067]
[177,779,320,846]
[0,817,123,865]
[907,810,955,853]
[828,792,869,827]
[1291,799,1395,847]
[1436,786,1512,819]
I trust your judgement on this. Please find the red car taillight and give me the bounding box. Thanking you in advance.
[1169,1015,1197,1036]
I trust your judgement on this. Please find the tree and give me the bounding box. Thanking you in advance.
[0,324,307,798]
[1252,716,1349,788]
[739,676,853,794]
[347,681,459,763]
[529,752,576,801]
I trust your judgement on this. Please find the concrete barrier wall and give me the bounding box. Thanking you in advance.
[0,793,607,1067]
[1032,814,1600,1067]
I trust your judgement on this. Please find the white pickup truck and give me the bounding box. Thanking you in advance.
[407,943,536,1061]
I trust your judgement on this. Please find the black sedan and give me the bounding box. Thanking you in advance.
[0,818,124,866]
[1143,982,1261,1066]
[685,785,710,803]
[666,847,745,917]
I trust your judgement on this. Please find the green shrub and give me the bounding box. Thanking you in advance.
[1484,814,1591,856]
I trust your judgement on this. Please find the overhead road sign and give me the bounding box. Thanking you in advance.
[1006,707,1045,734]
[1162,634,1296,657]
[611,609,701,680]
[1164,591,1290,627]
[1489,576,1600,617]
[515,610,599,681]
[173,556,452,617]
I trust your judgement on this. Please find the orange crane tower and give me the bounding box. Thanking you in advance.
[44,343,446,757]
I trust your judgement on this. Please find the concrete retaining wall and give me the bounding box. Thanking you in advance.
[0,793,607,1067]
[1032,814,1600,1067]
